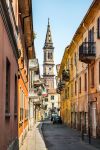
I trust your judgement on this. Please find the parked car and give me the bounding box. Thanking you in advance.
[51,113,58,121]
[52,116,62,124]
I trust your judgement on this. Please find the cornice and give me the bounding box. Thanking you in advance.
[0,1,19,61]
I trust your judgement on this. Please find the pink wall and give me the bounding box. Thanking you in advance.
[0,15,18,150]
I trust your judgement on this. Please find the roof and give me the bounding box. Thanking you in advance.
[19,0,35,59]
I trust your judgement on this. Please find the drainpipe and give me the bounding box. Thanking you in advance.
[88,64,91,144]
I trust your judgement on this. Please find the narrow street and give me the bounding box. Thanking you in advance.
[1,1,100,149]
[42,121,99,150]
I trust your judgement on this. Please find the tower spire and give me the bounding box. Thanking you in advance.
[43,19,55,90]
[44,18,53,48]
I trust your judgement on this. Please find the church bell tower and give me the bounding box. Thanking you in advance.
[43,19,55,90]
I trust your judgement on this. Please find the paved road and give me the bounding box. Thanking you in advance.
[42,122,99,150]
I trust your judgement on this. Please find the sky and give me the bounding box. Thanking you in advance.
[32,0,93,76]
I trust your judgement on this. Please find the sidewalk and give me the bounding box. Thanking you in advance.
[83,134,100,149]
[20,122,47,150]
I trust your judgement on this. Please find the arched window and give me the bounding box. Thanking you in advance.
[44,52,46,61]
[48,52,52,59]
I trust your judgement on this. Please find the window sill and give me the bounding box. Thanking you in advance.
[5,113,11,118]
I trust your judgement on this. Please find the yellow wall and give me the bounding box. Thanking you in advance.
[58,1,100,135]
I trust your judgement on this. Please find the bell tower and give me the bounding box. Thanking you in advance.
[43,19,55,90]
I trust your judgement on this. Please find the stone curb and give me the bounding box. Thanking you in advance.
[37,122,47,150]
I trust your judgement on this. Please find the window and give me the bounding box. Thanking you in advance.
[31,70,32,88]
[79,77,81,93]
[44,52,46,61]
[25,109,28,119]
[65,89,67,99]
[84,37,87,43]
[97,17,100,38]
[84,38,87,53]
[88,27,94,42]
[75,81,77,95]
[99,62,100,84]
[48,52,52,59]
[67,59,70,69]
[52,103,54,109]
[5,58,10,114]
[45,98,48,102]
[14,75,17,114]
[74,53,77,66]
[20,89,24,122]
[84,73,87,91]
[71,84,73,97]
[51,95,54,100]
[67,87,69,98]
[91,67,94,87]
[71,57,73,69]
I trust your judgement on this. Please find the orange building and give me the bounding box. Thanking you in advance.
[18,0,35,147]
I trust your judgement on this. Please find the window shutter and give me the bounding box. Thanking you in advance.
[99,62,100,84]
[97,17,100,38]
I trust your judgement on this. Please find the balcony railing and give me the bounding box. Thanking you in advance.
[62,69,70,81]
[79,42,96,63]
[57,80,65,93]
[56,88,61,94]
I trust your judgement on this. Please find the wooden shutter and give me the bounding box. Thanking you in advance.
[97,17,100,38]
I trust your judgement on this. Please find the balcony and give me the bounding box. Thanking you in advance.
[57,80,65,92]
[29,59,39,69]
[33,75,40,82]
[29,88,38,99]
[79,42,96,63]
[62,69,70,82]
[56,88,61,94]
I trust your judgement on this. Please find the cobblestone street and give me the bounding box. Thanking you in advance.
[42,122,99,150]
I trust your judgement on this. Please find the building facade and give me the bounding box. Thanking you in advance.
[0,0,19,149]
[0,0,35,149]
[58,0,100,138]
[18,0,35,147]
[29,58,40,124]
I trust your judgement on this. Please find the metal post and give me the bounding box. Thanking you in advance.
[82,126,84,141]
[82,112,84,141]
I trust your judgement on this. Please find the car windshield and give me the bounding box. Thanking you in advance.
[55,116,60,119]
[52,114,58,117]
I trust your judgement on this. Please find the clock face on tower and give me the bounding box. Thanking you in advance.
[48,66,52,75]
